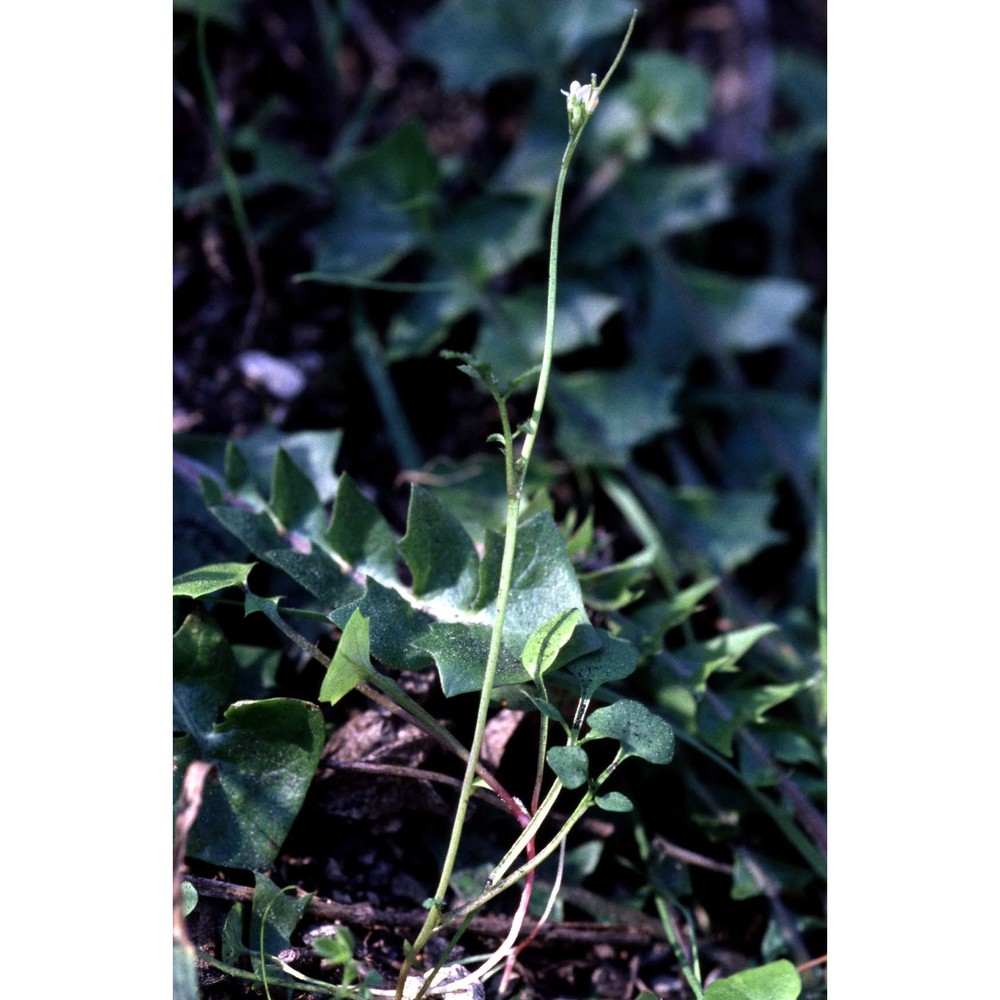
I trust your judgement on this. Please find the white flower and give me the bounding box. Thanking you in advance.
[561,79,599,115]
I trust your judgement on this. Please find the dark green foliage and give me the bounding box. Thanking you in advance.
[174,1,826,992]
[174,609,325,869]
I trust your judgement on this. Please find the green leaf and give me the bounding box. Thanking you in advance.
[494,512,587,654]
[563,508,594,558]
[173,698,325,869]
[594,791,634,812]
[173,614,235,735]
[673,623,779,691]
[521,608,581,684]
[702,960,802,1000]
[697,682,803,757]
[329,579,435,671]
[208,493,351,608]
[224,441,267,508]
[181,881,199,917]
[320,609,376,705]
[314,123,438,278]
[664,485,786,574]
[218,428,341,506]
[595,165,732,262]
[386,278,476,361]
[399,485,480,606]
[410,0,537,91]
[578,551,652,610]
[410,0,634,91]
[554,368,681,467]
[269,447,324,534]
[543,0,635,61]
[624,52,712,145]
[222,902,246,964]
[628,577,720,651]
[210,505,285,560]
[172,562,256,599]
[473,284,622,391]
[586,700,675,765]
[547,745,590,789]
[436,194,547,285]
[415,622,526,697]
[325,473,399,586]
[562,628,640,700]
[249,873,312,974]
[267,429,343,504]
[312,927,355,963]
[262,547,362,608]
[684,267,812,352]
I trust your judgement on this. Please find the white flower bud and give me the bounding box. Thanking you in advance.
[560,78,599,133]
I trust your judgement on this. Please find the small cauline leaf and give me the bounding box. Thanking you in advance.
[521,607,580,683]
[586,699,675,765]
[595,791,633,813]
[319,608,375,706]
[547,744,590,789]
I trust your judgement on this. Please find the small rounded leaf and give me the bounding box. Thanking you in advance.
[595,791,633,812]
[586,699,675,765]
[547,745,590,789]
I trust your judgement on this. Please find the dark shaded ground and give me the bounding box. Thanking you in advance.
[174,2,826,996]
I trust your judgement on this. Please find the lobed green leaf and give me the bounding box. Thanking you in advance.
[174,697,325,869]
[172,562,256,599]
[399,485,480,606]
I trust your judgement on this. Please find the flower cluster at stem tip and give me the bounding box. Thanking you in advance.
[561,76,599,133]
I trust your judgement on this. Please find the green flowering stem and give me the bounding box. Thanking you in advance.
[518,9,637,483]
[394,13,638,998]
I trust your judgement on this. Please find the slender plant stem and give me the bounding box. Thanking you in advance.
[395,16,638,996]
[635,821,705,999]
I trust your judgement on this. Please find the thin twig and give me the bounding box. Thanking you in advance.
[184,876,668,948]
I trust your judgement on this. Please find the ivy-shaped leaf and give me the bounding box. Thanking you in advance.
[414,622,524,698]
[554,368,681,467]
[399,485,480,606]
[329,579,435,671]
[313,122,438,279]
[670,623,779,691]
[697,681,804,757]
[174,613,236,735]
[494,512,587,654]
[324,473,399,587]
[262,547,362,608]
[173,696,325,869]
[249,873,313,976]
[268,447,325,535]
